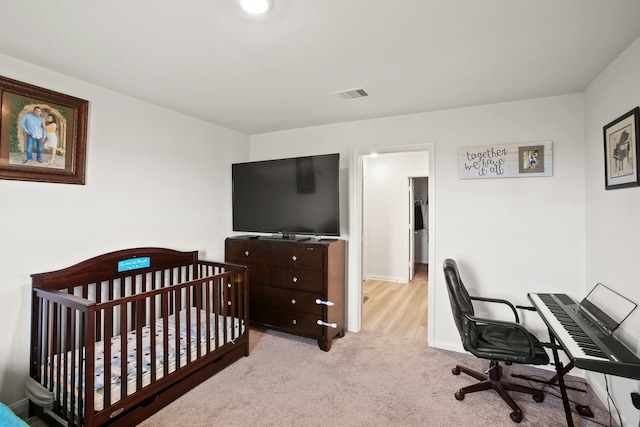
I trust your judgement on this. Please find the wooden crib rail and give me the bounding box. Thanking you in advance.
[31,287,96,426]
[31,248,198,291]
[33,288,95,310]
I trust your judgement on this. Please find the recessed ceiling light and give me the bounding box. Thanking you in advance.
[241,0,272,14]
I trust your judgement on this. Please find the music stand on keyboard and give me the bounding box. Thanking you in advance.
[578,283,637,335]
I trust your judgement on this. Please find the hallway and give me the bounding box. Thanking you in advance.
[362,263,428,343]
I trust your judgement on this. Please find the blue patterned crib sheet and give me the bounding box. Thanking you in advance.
[43,308,244,411]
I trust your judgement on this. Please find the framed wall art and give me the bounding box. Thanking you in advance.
[458,141,552,180]
[0,75,88,185]
[603,107,640,190]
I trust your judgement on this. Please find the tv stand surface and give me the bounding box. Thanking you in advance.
[260,234,311,242]
[225,237,346,351]
[234,234,314,241]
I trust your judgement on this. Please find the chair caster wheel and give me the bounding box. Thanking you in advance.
[452,366,460,375]
[510,411,523,423]
[533,391,544,403]
[455,390,465,401]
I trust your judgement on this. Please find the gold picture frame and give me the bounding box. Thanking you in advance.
[0,75,88,185]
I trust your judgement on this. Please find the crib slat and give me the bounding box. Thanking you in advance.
[68,306,76,424]
[185,284,193,364]
[48,302,56,406]
[150,294,157,384]
[161,292,169,379]
[76,310,84,427]
[95,282,103,342]
[119,300,128,400]
[59,305,66,421]
[204,276,212,353]
[194,279,204,358]
[214,276,220,350]
[222,277,229,344]
[87,307,96,426]
[135,299,144,392]
[104,307,113,408]
[228,276,236,340]
[173,286,181,370]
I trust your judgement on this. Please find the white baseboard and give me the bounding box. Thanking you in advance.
[9,398,29,419]
[365,275,402,282]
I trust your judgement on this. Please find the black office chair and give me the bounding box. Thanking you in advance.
[443,258,550,423]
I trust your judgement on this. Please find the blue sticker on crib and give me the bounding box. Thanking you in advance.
[118,257,151,272]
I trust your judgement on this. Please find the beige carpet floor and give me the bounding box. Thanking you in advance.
[132,328,616,427]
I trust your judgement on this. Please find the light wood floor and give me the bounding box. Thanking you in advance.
[362,263,428,343]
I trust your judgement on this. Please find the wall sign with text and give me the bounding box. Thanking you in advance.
[458,141,553,180]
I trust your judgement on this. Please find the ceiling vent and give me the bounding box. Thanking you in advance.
[333,87,369,101]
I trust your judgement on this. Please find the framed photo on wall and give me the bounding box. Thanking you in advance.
[0,75,88,185]
[603,107,640,190]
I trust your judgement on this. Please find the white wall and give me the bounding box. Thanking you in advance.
[584,36,640,426]
[0,53,250,406]
[250,93,586,350]
[364,152,429,282]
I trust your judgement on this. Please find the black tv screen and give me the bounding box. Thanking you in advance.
[232,153,340,237]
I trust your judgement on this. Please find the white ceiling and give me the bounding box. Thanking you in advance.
[1,0,640,135]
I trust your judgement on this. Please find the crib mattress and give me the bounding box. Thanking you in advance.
[43,308,244,411]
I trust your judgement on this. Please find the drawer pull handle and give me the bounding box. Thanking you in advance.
[292,319,297,325]
[292,277,298,283]
[292,255,298,261]
[244,251,249,256]
[291,299,296,304]
[315,299,334,306]
[317,320,337,328]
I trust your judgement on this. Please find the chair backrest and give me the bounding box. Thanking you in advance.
[443,258,477,349]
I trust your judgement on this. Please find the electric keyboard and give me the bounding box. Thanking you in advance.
[528,292,640,380]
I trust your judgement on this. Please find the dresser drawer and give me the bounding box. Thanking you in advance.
[272,244,325,270]
[251,305,323,337]
[250,284,323,315]
[226,241,271,285]
[271,267,324,292]
[226,240,271,264]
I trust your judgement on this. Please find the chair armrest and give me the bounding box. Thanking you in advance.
[470,295,520,323]
[462,314,538,360]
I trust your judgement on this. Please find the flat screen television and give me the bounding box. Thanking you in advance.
[232,153,340,239]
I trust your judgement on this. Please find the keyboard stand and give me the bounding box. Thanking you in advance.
[545,329,575,427]
[511,360,583,392]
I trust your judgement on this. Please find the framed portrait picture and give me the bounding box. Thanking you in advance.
[603,107,640,190]
[518,144,545,174]
[0,75,88,185]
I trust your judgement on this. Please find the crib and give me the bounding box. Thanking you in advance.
[27,247,249,427]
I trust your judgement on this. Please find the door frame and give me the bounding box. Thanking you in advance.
[409,177,415,282]
[348,143,435,345]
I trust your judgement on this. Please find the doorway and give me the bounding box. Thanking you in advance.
[359,151,431,343]
[411,176,428,280]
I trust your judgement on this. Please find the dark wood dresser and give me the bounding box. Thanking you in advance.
[225,236,345,351]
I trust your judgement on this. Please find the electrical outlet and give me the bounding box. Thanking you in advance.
[631,392,640,410]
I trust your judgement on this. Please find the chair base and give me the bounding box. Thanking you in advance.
[452,361,544,423]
